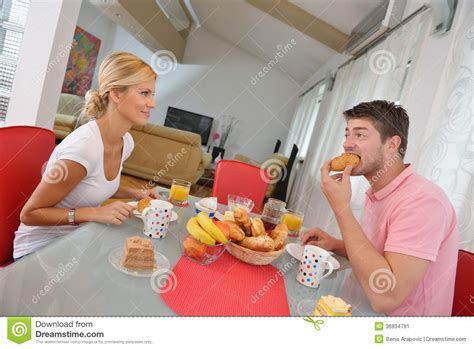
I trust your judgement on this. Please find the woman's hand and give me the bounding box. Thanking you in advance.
[93,201,135,225]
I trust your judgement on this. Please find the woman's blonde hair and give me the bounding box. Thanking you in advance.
[80,52,156,122]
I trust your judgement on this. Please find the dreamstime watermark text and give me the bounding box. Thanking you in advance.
[31,258,78,304]
[141,148,187,193]
[250,39,296,85]
[250,257,297,304]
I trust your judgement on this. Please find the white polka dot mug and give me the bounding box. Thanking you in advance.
[296,245,334,288]
[142,200,174,239]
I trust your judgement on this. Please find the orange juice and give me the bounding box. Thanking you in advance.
[169,184,190,202]
[282,212,303,232]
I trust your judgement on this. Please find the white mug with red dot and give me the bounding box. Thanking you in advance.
[142,200,173,239]
[296,245,334,288]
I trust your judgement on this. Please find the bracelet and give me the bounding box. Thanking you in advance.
[67,208,78,226]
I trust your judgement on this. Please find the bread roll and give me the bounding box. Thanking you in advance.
[250,217,266,237]
[226,221,246,242]
[137,197,152,213]
[275,223,288,232]
[270,225,288,250]
[233,207,252,235]
[330,153,360,171]
[239,235,275,252]
[270,227,288,242]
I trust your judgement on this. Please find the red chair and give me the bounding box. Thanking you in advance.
[452,249,474,316]
[211,160,270,213]
[0,126,55,266]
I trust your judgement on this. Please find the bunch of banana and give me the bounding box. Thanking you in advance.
[186,212,229,246]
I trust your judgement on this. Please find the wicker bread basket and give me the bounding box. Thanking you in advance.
[226,241,285,266]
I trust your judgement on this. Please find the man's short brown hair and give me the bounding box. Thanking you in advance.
[343,100,409,158]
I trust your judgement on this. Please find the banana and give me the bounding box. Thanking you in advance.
[196,212,228,244]
[186,217,216,245]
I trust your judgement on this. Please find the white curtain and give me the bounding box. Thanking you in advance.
[414,3,473,251]
[290,10,431,239]
[283,81,325,157]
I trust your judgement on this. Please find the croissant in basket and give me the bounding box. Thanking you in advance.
[229,208,289,253]
[250,217,266,237]
[270,224,288,251]
[233,207,252,235]
[239,235,275,252]
[225,221,246,242]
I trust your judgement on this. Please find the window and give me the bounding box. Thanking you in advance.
[0,0,30,122]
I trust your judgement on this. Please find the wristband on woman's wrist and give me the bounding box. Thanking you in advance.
[67,208,78,225]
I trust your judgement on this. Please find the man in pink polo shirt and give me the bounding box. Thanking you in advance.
[302,100,459,316]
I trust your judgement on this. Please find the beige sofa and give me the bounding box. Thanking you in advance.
[123,124,212,185]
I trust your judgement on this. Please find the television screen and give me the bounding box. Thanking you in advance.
[164,107,213,146]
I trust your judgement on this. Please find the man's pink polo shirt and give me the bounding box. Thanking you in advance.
[362,164,459,316]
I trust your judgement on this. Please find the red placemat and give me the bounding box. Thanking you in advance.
[160,252,290,316]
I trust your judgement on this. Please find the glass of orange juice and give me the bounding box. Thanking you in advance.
[169,179,191,205]
[281,209,304,238]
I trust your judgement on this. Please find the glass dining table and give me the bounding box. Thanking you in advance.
[0,191,379,317]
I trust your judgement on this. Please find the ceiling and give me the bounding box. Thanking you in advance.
[289,0,386,35]
[90,0,388,86]
[189,0,386,85]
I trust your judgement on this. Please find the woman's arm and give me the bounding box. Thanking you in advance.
[20,160,134,226]
[112,186,158,200]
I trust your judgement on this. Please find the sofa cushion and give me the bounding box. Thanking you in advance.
[122,162,203,186]
[55,113,77,128]
[131,124,145,132]
[200,153,212,170]
[123,126,203,185]
[57,93,84,117]
[233,154,261,166]
[143,124,201,146]
[267,153,289,166]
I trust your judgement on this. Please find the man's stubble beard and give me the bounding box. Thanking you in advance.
[351,149,385,178]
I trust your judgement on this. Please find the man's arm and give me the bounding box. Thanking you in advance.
[319,161,431,314]
[335,209,430,313]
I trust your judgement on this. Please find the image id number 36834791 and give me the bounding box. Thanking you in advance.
[386,323,410,329]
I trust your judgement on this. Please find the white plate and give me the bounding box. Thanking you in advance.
[286,243,340,270]
[108,246,170,278]
[127,201,178,221]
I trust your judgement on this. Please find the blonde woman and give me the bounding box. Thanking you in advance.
[14,52,158,260]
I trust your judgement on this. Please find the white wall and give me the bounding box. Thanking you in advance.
[160,25,300,161]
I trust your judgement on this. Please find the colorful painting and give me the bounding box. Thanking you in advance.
[62,26,101,96]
